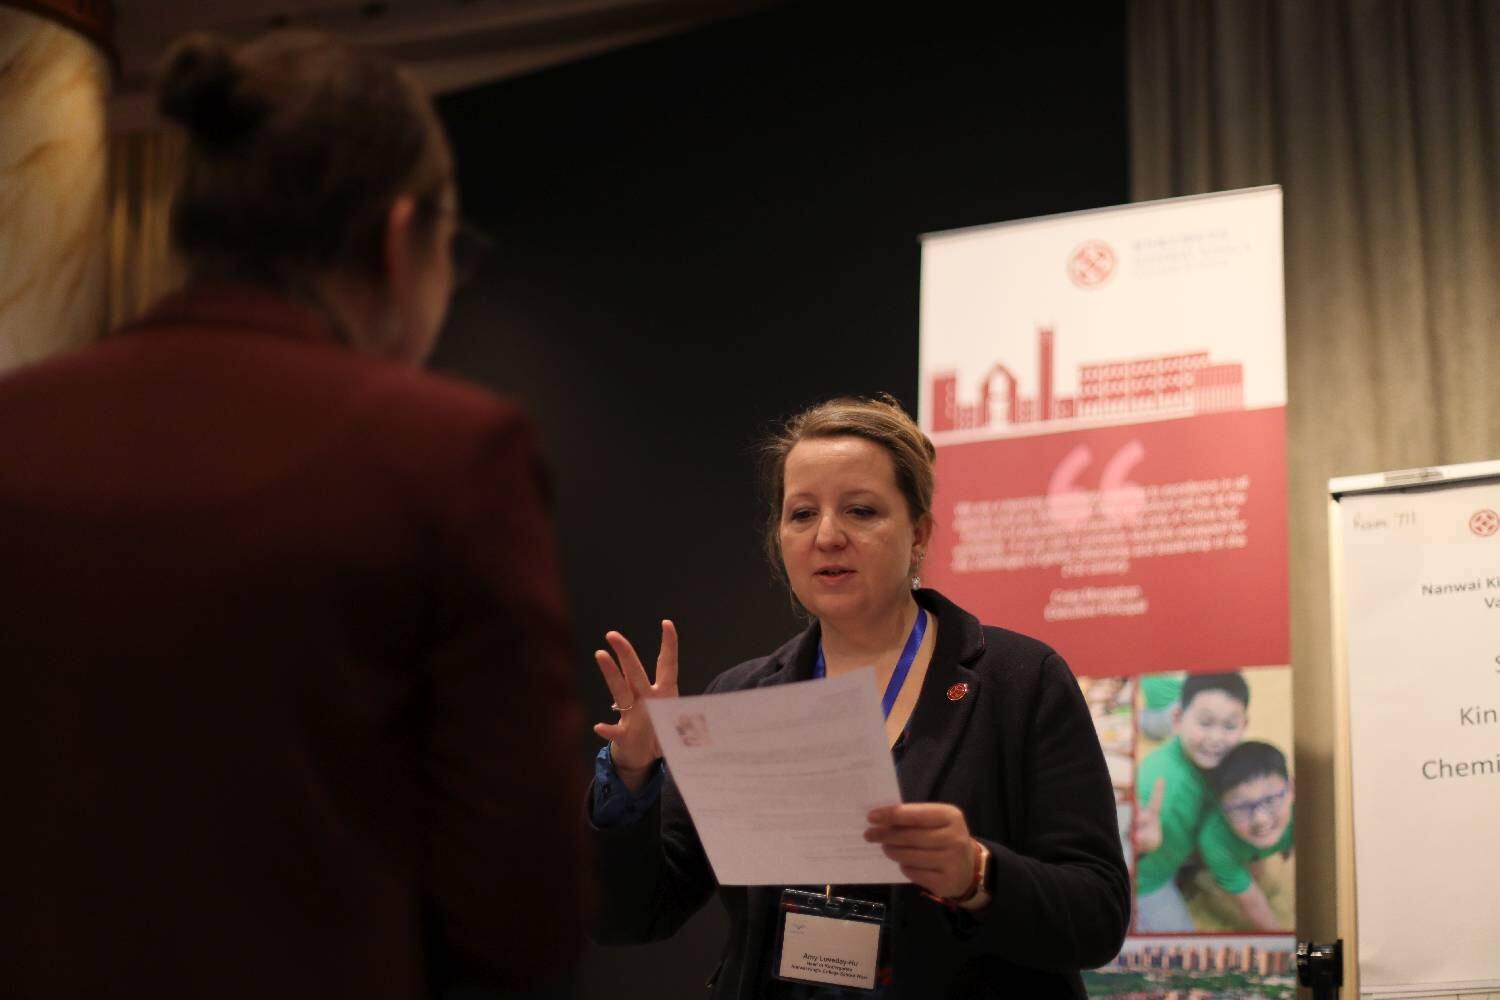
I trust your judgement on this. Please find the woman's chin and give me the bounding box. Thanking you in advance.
[796,591,861,622]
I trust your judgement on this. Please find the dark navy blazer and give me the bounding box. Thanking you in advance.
[589,588,1130,999]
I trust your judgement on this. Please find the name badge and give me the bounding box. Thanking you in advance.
[773,889,888,992]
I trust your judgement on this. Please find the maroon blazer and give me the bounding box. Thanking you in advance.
[0,287,583,998]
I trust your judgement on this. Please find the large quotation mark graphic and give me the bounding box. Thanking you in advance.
[1046,441,1147,527]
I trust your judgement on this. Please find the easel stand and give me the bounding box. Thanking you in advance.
[1297,940,1344,1000]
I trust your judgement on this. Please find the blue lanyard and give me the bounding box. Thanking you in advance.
[813,608,928,719]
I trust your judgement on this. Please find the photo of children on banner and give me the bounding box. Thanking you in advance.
[1197,741,1295,930]
[1131,670,1295,933]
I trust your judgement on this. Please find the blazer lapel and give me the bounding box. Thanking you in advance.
[752,620,821,688]
[896,591,985,805]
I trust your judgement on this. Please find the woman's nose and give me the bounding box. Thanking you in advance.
[815,515,845,548]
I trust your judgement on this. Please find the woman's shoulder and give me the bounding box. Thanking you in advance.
[704,655,777,695]
[962,624,1080,705]
[703,628,812,695]
[348,363,537,463]
[975,622,1062,665]
[923,589,1065,674]
[322,363,546,519]
[361,361,524,429]
[918,587,1074,689]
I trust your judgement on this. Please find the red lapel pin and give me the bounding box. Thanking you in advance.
[946,682,969,702]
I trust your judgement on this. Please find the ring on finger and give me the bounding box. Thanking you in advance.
[611,701,635,712]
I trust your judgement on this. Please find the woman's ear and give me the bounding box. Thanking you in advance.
[378,193,450,363]
[382,194,419,293]
[914,512,935,550]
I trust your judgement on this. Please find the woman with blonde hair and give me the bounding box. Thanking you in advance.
[587,395,1128,998]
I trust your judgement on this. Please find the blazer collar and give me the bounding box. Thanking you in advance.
[121,283,346,348]
[753,590,987,804]
[751,620,821,688]
[899,589,985,804]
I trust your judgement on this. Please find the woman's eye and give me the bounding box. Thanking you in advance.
[848,506,876,518]
[787,508,816,522]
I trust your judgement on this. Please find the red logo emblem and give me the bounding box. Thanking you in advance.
[946,683,969,702]
[1471,509,1499,537]
[1068,240,1116,289]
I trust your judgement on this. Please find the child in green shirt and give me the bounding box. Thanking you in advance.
[1198,740,1295,931]
[1133,672,1250,931]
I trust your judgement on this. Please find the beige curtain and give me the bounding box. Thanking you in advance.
[1130,0,1499,946]
[0,7,110,369]
[106,129,184,330]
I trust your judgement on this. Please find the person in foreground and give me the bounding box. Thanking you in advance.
[586,396,1129,998]
[0,31,581,999]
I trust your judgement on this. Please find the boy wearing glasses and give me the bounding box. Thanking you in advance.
[1198,740,1295,931]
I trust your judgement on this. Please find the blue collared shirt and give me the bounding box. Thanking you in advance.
[590,745,665,826]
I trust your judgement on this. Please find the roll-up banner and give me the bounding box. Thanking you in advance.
[919,188,1296,997]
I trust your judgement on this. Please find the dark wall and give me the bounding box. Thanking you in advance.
[433,3,1127,996]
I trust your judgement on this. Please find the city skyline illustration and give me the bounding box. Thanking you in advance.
[930,326,1245,436]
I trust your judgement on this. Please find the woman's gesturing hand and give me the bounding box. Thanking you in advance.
[864,803,979,901]
[592,620,679,791]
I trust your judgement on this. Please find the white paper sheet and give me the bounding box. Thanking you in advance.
[643,670,908,886]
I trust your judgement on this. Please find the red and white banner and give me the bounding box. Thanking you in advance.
[920,188,1296,994]
[920,189,1288,677]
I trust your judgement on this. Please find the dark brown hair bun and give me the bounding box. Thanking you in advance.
[157,34,267,152]
[160,28,452,284]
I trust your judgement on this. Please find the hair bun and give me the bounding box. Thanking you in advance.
[157,34,266,151]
